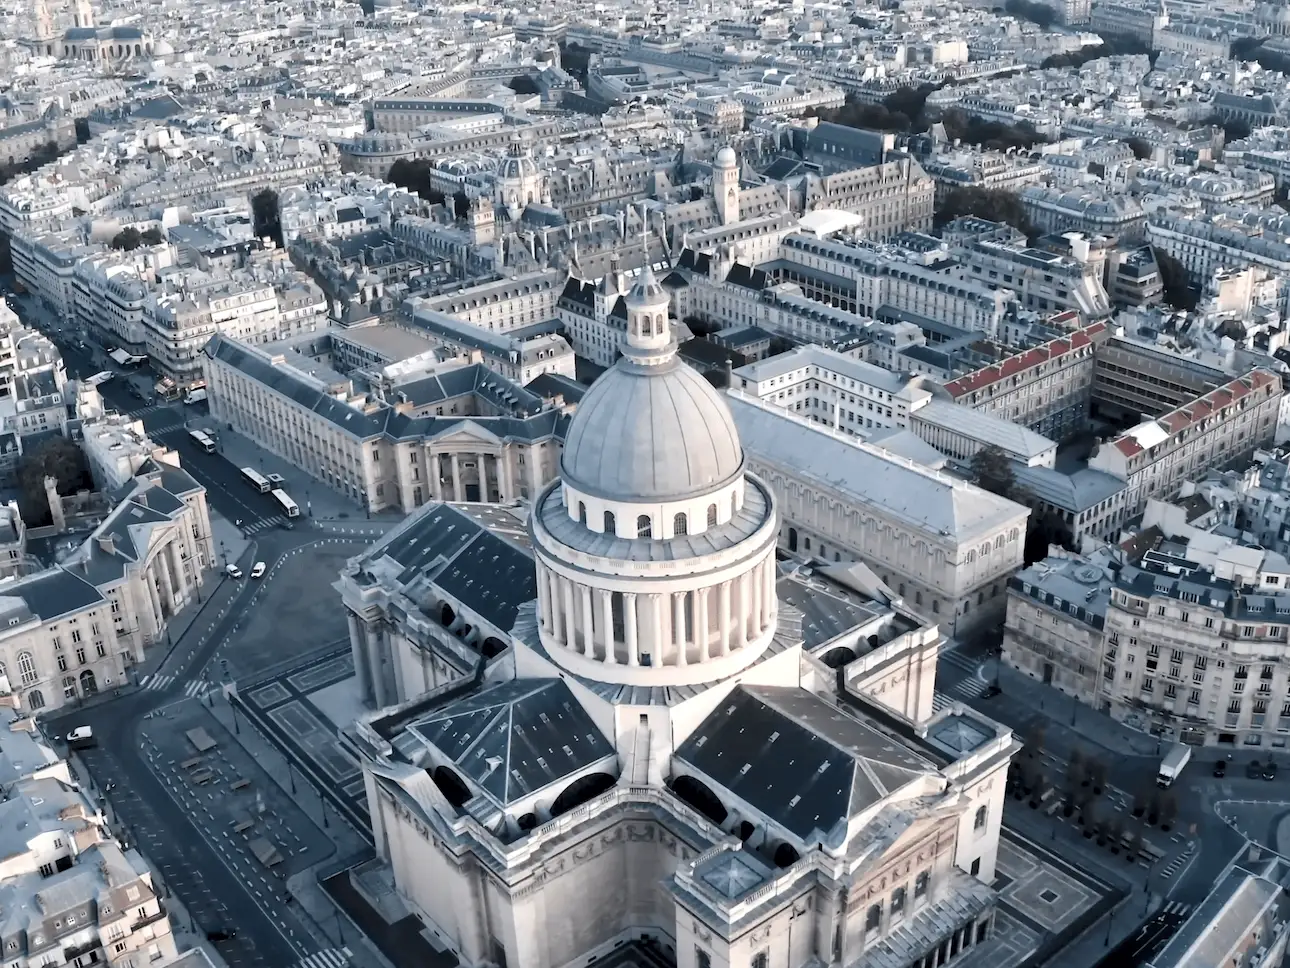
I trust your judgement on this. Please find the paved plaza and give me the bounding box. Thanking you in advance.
[956,830,1113,968]
[241,646,370,829]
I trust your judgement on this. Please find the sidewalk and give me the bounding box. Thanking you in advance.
[69,760,230,968]
[990,658,1161,757]
[205,694,393,968]
[1051,893,1163,968]
[198,425,402,525]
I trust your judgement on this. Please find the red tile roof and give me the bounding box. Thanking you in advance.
[944,321,1108,399]
[1103,368,1281,459]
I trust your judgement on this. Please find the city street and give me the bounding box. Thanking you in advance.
[45,528,388,967]
[937,640,1268,962]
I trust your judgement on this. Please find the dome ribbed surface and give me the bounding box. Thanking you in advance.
[560,358,743,501]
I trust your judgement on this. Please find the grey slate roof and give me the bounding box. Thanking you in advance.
[675,685,934,843]
[407,678,613,807]
[1,569,104,623]
[372,503,537,633]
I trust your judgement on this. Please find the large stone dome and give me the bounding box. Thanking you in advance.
[560,355,744,502]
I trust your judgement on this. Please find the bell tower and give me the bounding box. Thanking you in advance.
[713,145,740,227]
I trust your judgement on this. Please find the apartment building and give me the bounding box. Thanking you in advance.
[729,393,1030,634]
[941,322,1109,441]
[1146,214,1290,290]
[952,237,1113,322]
[774,233,1015,338]
[405,308,575,384]
[1019,187,1146,241]
[145,273,280,387]
[1089,369,1283,519]
[411,270,564,333]
[667,252,871,350]
[1091,336,1229,423]
[0,714,179,967]
[203,335,566,512]
[1100,552,1290,748]
[71,259,151,350]
[10,231,100,322]
[734,343,1056,467]
[81,415,178,492]
[1002,554,1112,701]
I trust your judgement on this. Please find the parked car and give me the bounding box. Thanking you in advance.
[267,473,285,486]
[250,561,265,579]
[225,563,243,579]
[1213,759,1227,778]
[1265,761,1278,781]
[66,726,96,750]
[1247,759,1264,779]
[204,927,237,942]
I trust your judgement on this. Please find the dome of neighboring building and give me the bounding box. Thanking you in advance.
[560,353,743,502]
[715,145,737,168]
[498,139,538,181]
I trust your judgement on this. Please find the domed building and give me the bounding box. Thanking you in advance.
[336,291,1018,968]
[495,137,544,221]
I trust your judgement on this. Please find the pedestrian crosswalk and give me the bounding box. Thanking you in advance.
[1161,900,1192,917]
[137,674,214,699]
[242,514,286,535]
[138,673,173,691]
[934,648,992,706]
[296,949,351,968]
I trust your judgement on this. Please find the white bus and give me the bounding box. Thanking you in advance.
[241,467,271,493]
[270,488,300,518]
[188,430,216,454]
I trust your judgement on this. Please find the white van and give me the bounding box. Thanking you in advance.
[225,563,243,579]
[67,726,96,749]
[250,562,266,579]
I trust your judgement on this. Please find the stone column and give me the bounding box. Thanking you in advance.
[734,574,748,649]
[649,593,664,665]
[598,589,614,663]
[146,573,164,635]
[673,592,687,666]
[451,453,463,502]
[624,593,639,666]
[156,555,177,617]
[430,453,443,501]
[548,570,564,645]
[696,587,711,661]
[561,578,577,651]
[367,622,388,708]
[348,612,372,704]
[167,542,186,605]
[764,557,776,628]
[752,565,764,640]
[535,565,550,631]
[579,585,594,657]
[479,454,490,503]
[497,449,509,502]
[718,581,731,656]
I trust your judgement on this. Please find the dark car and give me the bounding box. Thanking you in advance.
[1213,759,1227,778]
[1247,759,1264,779]
[204,927,237,942]
[1265,761,1278,781]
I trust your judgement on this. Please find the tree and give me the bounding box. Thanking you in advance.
[1085,757,1108,794]
[17,436,91,526]
[1125,137,1153,161]
[937,108,1048,152]
[507,74,540,96]
[250,188,284,249]
[1005,0,1056,29]
[808,95,914,134]
[386,158,447,205]
[936,185,1036,238]
[1152,247,1198,311]
[971,445,1016,498]
[0,234,11,276]
[140,227,163,245]
[110,227,143,251]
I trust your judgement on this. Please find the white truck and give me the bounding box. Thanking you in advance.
[1157,743,1191,787]
[184,388,207,405]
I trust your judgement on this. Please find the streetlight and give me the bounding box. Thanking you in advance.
[286,759,296,795]
[334,910,344,945]
[1104,903,1116,947]
[229,702,239,735]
